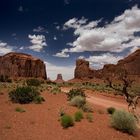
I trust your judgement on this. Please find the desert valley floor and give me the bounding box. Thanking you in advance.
[0,86,140,140]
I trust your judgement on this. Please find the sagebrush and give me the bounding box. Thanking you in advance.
[67,88,86,101]
[70,96,86,108]
[111,110,137,134]
[82,103,93,112]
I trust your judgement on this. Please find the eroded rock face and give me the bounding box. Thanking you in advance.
[102,49,140,78]
[74,49,140,80]
[0,52,47,79]
[118,49,140,75]
[55,74,64,83]
[75,59,95,79]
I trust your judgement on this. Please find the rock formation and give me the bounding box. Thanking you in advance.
[55,74,64,83]
[75,59,89,79]
[0,52,47,79]
[75,49,140,80]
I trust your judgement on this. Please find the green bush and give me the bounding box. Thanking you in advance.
[107,107,116,115]
[26,78,41,86]
[61,114,74,128]
[86,113,93,122]
[15,107,26,113]
[9,86,41,104]
[67,88,86,101]
[50,87,61,94]
[70,96,86,108]
[111,110,137,134]
[74,111,83,122]
[33,96,45,104]
[82,103,93,112]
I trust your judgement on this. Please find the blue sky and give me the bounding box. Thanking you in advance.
[0,0,140,80]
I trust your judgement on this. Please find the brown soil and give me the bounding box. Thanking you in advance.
[0,88,140,140]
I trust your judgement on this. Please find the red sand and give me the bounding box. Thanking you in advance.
[0,89,140,140]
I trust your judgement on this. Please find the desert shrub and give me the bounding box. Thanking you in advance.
[33,96,45,104]
[67,88,86,101]
[82,103,93,112]
[107,107,116,115]
[70,96,86,108]
[86,113,93,122]
[9,86,41,104]
[46,80,56,85]
[26,78,41,86]
[74,111,83,122]
[15,107,26,113]
[50,86,61,94]
[111,110,137,134]
[61,114,74,128]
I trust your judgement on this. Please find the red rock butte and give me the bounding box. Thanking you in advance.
[75,49,140,81]
[55,74,64,83]
[0,52,47,79]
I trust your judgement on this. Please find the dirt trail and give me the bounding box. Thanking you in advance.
[87,94,127,109]
[61,87,140,112]
[87,94,140,113]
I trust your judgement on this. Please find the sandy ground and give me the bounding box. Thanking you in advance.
[0,88,140,140]
[61,87,140,111]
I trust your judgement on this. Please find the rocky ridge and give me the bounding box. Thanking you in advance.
[75,49,140,80]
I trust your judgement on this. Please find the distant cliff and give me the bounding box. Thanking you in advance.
[0,52,47,79]
[75,49,140,80]
[55,74,64,83]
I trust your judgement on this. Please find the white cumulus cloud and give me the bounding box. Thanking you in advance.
[86,53,123,69]
[0,41,13,55]
[57,5,140,57]
[53,48,69,58]
[28,34,47,52]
